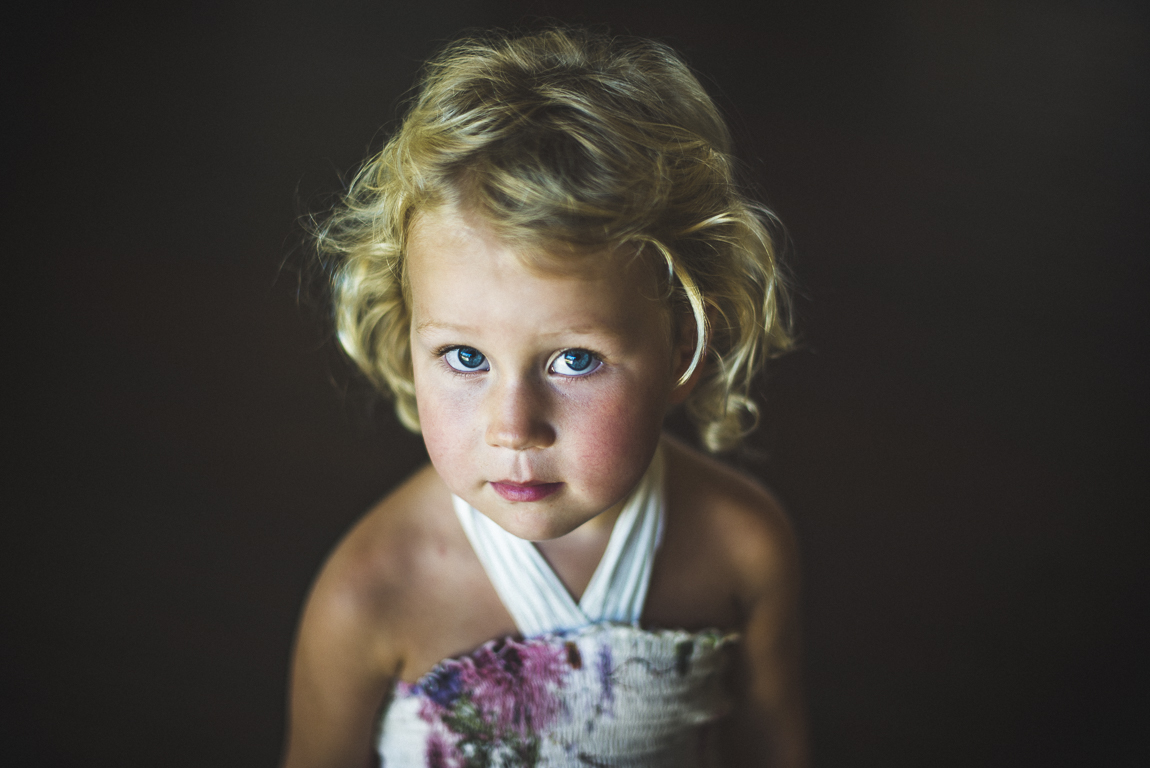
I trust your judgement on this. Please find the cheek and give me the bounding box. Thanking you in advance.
[414,373,475,477]
[567,375,668,493]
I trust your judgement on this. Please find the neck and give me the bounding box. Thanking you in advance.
[533,500,624,602]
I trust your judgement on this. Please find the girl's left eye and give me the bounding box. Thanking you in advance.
[550,349,601,377]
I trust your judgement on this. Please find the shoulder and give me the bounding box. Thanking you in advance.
[661,437,808,766]
[283,464,461,766]
[661,436,799,611]
[302,463,457,654]
[290,462,462,700]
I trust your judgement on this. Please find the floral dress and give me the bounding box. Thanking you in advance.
[377,447,739,767]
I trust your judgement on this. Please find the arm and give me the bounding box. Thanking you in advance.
[658,436,808,766]
[721,500,808,768]
[281,544,401,768]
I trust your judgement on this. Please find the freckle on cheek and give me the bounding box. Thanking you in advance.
[578,406,648,497]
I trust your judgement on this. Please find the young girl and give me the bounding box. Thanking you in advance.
[284,27,806,768]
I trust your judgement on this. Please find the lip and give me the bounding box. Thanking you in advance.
[490,481,563,503]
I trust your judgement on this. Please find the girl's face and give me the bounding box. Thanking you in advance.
[407,203,693,541]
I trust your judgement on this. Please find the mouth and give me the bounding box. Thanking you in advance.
[490,481,563,503]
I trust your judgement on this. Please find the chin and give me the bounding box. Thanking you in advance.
[489,504,586,542]
[498,519,575,543]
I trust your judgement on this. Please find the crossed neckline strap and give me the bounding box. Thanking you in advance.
[452,447,666,639]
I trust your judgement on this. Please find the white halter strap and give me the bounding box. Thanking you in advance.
[452,447,666,638]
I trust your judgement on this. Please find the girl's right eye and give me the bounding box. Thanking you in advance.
[444,346,489,372]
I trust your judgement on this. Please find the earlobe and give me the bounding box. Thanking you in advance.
[668,310,707,405]
[668,360,703,405]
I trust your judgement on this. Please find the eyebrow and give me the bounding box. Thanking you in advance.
[413,320,471,333]
[414,318,624,340]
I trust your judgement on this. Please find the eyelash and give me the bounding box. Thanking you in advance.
[436,346,603,378]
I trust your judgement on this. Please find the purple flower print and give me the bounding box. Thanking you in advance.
[421,665,465,708]
[426,733,456,768]
[415,636,572,767]
[596,644,614,709]
[463,639,568,737]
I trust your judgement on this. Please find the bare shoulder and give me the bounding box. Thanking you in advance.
[304,462,457,653]
[283,464,457,767]
[661,435,799,608]
[297,461,512,683]
[661,436,808,766]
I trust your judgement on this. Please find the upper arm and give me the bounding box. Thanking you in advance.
[720,490,809,768]
[282,540,402,768]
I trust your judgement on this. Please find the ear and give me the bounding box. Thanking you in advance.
[668,307,708,405]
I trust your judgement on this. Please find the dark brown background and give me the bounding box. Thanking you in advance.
[5,1,1147,765]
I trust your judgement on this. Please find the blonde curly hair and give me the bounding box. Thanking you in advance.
[314,27,791,452]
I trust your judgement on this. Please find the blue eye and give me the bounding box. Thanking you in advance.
[444,346,489,372]
[551,349,600,377]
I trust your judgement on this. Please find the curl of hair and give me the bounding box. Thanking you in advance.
[313,26,792,452]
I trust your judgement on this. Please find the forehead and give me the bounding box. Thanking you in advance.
[406,204,668,334]
[408,203,634,278]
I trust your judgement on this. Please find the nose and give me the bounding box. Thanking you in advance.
[484,377,556,451]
